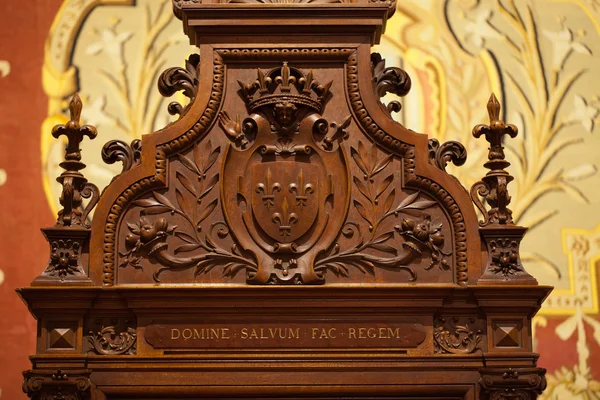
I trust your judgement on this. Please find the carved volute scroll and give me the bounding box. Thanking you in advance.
[18,2,551,400]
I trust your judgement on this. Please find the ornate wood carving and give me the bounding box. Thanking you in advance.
[101,139,141,180]
[158,54,200,117]
[371,53,411,116]
[101,54,224,286]
[428,138,467,172]
[471,94,537,285]
[19,1,551,399]
[88,326,136,355]
[34,94,99,285]
[434,316,483,354]
[479,368,547,400]
[23,369,94,400]
[470,93,517,227]
[51,94,99,229]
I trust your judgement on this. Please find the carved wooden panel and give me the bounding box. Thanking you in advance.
[112,56,460,286]
[19,1,551,399]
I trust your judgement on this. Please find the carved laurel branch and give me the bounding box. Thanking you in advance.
[101,139,142,181]
[348,51,469,285]
[103,55,224,286]
[314,140,450,279]
[434,316,482,354]
[371,53,411,116]
[119,140,258,281]
[88,326,136,355]
[428,139,467,172]
[158,53,200,117]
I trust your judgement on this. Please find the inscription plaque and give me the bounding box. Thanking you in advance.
[145,321,426,349]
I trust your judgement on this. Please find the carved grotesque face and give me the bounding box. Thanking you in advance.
[273,102,298,126]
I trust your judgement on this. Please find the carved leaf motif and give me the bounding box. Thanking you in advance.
[175,243,202,254]
[376,174,393,201]
[373,154,393,176]
[405,199,437,210]
[395,192,418,211]
[351,146,368,177]
[175,231,197,244]
[178,153,200,174]
[197,198,218,227]
[133,198,162,207]
[205,146,221,173]
[369,142,378,173]
[353,200,372,227]
[153,191,176,210]
[200,174,219,200]
[176,188,188,215]
[382,188,395,215]
[353,176,370,200]
[143,206,173,215]
[176,171,196,196]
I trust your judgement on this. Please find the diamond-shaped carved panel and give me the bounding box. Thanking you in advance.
[492,320,522,349]
[47,323,77,350]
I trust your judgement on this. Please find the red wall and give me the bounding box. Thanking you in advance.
[0,1,62,398]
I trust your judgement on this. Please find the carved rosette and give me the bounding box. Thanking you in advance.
[23,369,93,400]
[434,316,483,354]
[39,231,88,283]
[479,368,547,400]
[479,227,536,284]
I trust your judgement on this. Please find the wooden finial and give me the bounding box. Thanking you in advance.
[470,93,518,226]
[51,93,99,227]
[52,93,98,165]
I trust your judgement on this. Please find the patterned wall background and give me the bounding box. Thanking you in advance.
[1,0,599,398]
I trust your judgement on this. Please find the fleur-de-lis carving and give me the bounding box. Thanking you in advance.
[272,197,298,237]
[255,167,281,210]
[256,67,273,94]
[289,169,314,210]
[275,62,296,92]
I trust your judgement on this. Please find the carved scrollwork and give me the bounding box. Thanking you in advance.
[479,367,547,400]
[101,139,142,179]
[314,140,450,280]
[371,53,411,116]
[158,53,200,117]
[23,369,93,400]
[88,326,137,355]
[428,138,467,172]
[434,316,483,354]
